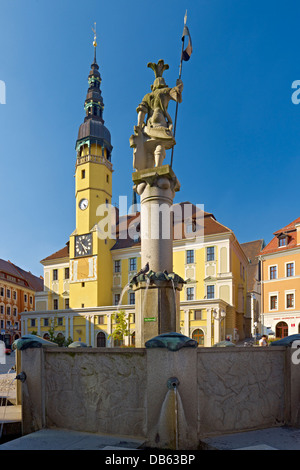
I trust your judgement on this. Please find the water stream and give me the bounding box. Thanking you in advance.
[117,283,130,309]
[153,378,188,450]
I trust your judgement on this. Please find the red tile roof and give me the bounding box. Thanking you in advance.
[40,243,69,263]
[260,217,300,256]
[40,203,234,259]
[0,259,43,292]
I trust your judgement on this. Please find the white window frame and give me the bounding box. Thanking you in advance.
[285,261,295,278]
[269,292,278,311]
[269,264,278,280]
[285,290,295,310]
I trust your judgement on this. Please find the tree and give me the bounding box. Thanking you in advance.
[109,310,130,346]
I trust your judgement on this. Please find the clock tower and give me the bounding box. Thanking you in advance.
[69,33,114,308]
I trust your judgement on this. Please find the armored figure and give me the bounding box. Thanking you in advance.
[130,60,183,170]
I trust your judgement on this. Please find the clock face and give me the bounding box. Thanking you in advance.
[79,198,89,210]
[75,234,93,257]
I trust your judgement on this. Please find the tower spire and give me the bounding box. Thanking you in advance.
[92,22,97,64]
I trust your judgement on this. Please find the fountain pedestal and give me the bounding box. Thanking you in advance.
[132,165,183,348]
[132,274,184,348]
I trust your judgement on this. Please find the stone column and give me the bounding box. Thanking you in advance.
[37,317,41,336]
[90,315,95,347]
[133,164,180,272]
[132,165,183,347]
[65,315,69,340]
[206,308,212,347]
[184,309,190,337]
[85,315,90,345]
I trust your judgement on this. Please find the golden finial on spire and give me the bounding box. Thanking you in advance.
[92,22,97,48]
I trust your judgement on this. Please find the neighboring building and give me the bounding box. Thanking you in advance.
[0,259,43,347]
[241,239,265,338]
[259,217,300,338]
[20,44,249,347]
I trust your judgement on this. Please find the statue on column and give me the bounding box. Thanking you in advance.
[130,59,183,170]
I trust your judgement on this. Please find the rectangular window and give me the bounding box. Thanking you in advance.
[270,266,277,280]
[114,260,121,273]
[0,287,3,297]
[206,246,215,261]
[53,269,58,281]
[57,317,63,326]
[29,296,33,305]
[187,287,194,301]
[64,268,69,279]
[30,319,36,327]
[13,291,17,300]
[114,293,120,305]
[65,298,69,309]
[286,263,294,277]
[13,307,17,316]
[98,315,104,325]
[186,250,194,264]
[0,306,4,314]
[24,294,27,303]
[7,306,11,315]
[0,320,4,328]
[194,310,202,320]
[6,289,10,299]
[129,258,137,272]
[81,169,85,179]
[279,237,286,247]
[270,295,278,310]
[44,318,49,327]
[286,293,295,309]
[129,292,135,305]
[207,285,215,299]
[53,299,58,310]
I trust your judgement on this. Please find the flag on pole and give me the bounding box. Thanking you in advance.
[181,12,192,62]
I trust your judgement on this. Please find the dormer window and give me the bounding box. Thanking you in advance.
[278,235,288,247]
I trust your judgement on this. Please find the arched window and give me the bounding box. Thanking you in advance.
[192,328,204,346]
[97,331,106,347]
[276,321,288,339]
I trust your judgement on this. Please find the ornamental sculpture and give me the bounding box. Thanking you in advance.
[130,60,183,170]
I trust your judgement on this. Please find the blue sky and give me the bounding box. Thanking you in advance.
[0,0,300,277]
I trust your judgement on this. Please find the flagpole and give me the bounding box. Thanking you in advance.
[170,11,187,169]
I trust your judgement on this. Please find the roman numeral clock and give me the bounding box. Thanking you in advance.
[75,234,92,257]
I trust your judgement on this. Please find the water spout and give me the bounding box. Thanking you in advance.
[16,372,27,383]
[151,377,188,450]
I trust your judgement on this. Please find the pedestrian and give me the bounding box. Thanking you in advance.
[259,335,268,346]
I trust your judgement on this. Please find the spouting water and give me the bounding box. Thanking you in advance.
[152,377,188,450]
[117,283,130,309]
[170,278,176,314]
